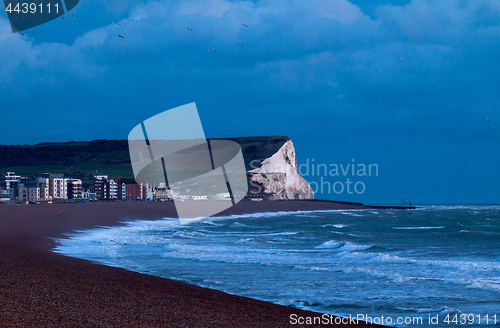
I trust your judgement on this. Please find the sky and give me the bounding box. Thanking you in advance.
[1,0,499,204]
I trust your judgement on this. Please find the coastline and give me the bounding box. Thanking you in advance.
[0,201,391,327]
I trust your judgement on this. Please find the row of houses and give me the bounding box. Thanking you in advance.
[93,175,169,201]
[3,172,177,202]
[4,172,83,202]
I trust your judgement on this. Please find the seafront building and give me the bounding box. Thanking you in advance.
[5,172,22,190]
[151,182,177,200]
[82,189,96,200]
[4,172,82,202]
[67,179,83,199]
[115,178,151,201]
[34,173,67,200]
[93,175,119,200]
[16,178,45,203]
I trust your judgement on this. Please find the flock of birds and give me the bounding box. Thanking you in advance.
[36,13,250,51]
[12,12,495,124]
[186,23,249,51]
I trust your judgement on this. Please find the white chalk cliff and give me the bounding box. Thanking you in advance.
[247,139,314,200]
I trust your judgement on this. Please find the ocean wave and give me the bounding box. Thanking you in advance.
[339,212,364,217]
[316,240,372,251]
[231,222,249,227]
[465,278,500,292]
[337,251,418,265]
[293,264,344,273]
[437,306,463,316]
[288,299,325,308]
[330,231,364,237]
[349,267,441,284]
[458,230,500,236]
[202,279,226,285]
[201,221,225,227]
[172,231,206,238]
[423,258,500,272]
[265,231,300,236]
[396,306,463,316]
[316,240,345,249]
[322,224,348,228]
[237,238,254,243]
[206,209,352,222]
[396,306,443,313]
[393,226,445,230]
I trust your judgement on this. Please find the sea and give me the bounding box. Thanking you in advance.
[53,205,500,327]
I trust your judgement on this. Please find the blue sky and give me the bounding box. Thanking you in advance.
[1,0,499,204]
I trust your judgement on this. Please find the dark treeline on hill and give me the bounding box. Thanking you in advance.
[0,140,133,188]
[0,137,290,189]
[0,140,130,168]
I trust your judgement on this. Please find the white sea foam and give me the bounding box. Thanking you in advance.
[322,224,348,228]
[340,212,364,217]
[316,240,372,251]
[393,226,445,230]
[316,240,345,249]
[266,231,300,236]
[231,222,249,227]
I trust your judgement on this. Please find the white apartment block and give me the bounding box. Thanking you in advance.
[50,177,68,200]
[67,179,83,199]
[94,175,118,200]
[34,177,50,200]
[5,172,21,190]
[109,179,118,199]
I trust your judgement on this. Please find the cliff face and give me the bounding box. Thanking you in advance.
[244,139,314,200]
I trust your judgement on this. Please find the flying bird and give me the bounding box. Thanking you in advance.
[132,19,138,22]
[376,102,382,105]
[72,14,78,17]
[18,32,24,36]
[237,43,243,46]
[187,28,192,31]
[421,114,426,118]
[118,34,124,38]
[60,15,65,20]
[399,57,403,60]
[17,16,25,20]
[242,23,248,27]
[487,118,490,121]
[116,22,121,25]
[210,48,216,52]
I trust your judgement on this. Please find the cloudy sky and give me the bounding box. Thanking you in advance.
[1,0,499,204]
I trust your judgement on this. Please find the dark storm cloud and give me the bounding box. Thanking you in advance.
[0,0,499,203]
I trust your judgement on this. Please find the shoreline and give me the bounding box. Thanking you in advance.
[0,201,391,327]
